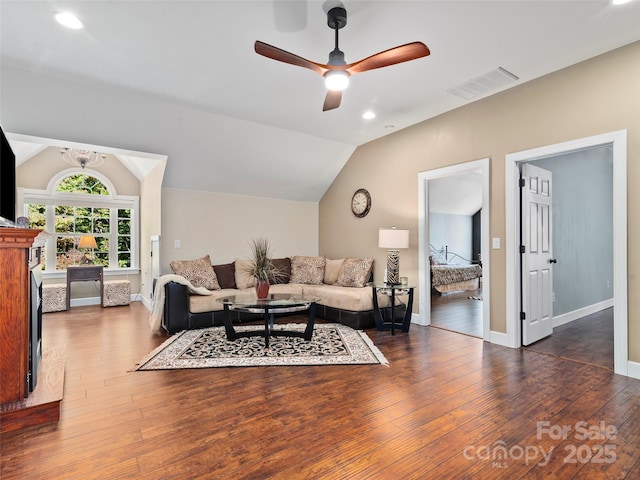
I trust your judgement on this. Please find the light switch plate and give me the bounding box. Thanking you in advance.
[492,237,501,249]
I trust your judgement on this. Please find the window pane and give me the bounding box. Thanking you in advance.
[55,216,74,233]
[56,237,77,269]
[118,252,131,268]
[27,204,46,229]
[93,253,109,266]
[57,174,109,195]
[118,219,130,235]
[55,205,73,216]
[118,236,131,251]
[118,209,131,219]
[94,208,110,218]
[75,206,91,217]
[94,217,110,233]
[75,217,91,233]
[95,236,109,250]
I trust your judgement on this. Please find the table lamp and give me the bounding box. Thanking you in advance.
[78,234,97,264]
[379,227,409,285]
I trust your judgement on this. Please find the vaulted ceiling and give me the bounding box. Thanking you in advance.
[2,1,639,201]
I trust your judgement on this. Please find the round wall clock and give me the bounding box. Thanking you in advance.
[351,188,371,218]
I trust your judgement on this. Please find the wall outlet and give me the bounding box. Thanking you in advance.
[492,237,501,249]
[174,239,181,248]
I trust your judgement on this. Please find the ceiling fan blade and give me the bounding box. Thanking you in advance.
[344,42,430,75]
[323,90,342,111]
[255,41,327,76]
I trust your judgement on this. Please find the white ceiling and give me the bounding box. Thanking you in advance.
[429,170,482,216]
[2,1,639,201]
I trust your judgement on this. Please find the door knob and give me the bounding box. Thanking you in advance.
[549,258,557,264]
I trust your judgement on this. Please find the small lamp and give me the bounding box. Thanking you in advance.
[77,234,97,264]
[379,227,409,285]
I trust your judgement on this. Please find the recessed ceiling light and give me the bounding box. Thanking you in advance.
[612,0,633,4]
[54,12,84,30]
[362,111,375,120]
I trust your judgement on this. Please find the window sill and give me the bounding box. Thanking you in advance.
[42,267,140,280]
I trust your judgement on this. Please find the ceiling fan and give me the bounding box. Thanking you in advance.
[255,6,430,111]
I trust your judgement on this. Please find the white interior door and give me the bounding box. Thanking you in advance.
[521,164,554,345]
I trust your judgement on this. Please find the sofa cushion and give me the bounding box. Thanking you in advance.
[269,257,291,284]
[234,259,256,289]
[263,283,304,296]
[302,284,391,311]
[212,262,236,289]
[336,258,374,288]
[324,258,345,285]
[189,288,238,313]
[290,256,326,285]
[170,255,220,290]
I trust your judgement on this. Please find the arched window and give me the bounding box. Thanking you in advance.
[22,170,138,272]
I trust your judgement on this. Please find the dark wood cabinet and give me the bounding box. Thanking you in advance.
[0,227,41,404]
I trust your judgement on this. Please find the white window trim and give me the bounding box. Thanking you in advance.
[18,168,140,276]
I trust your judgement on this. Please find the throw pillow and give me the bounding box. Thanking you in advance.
[234,259,256,289]
[269,257,291,284]
[336,258,374,288]
[170,255,220,290]
[212,262,236,289]
[290,256,326,285]
[324,258,345,285]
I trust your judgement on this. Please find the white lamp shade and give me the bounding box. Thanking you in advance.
[378,228,409,249]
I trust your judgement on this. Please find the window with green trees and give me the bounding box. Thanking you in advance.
[24,172,138,272]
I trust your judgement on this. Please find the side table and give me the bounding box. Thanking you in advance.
[66,265,104,310]
[368,282,415,335]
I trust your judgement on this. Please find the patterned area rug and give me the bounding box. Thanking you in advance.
[135,323,388,370]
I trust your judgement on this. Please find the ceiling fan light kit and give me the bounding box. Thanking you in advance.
[255,6,430,111]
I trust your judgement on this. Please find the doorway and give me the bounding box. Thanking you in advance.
[505,130,628,376]
[417,158,490,341]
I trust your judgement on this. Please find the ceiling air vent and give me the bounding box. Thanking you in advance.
[447,67,519,100]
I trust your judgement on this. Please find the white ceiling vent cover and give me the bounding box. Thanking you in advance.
[447,67,519,100]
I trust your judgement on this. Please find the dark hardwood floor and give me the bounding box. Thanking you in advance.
[431,288,483,337]
[525,308,614,370]
[2,302,639,479]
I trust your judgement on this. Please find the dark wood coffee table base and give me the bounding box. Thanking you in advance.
[222,302,317,348]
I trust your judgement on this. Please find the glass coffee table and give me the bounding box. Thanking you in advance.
[217,294,319,348]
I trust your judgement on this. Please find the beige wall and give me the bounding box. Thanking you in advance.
[16,147,139,195]
[160,188,318,273]
[320,41,640,361]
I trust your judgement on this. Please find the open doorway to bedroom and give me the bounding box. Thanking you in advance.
[418,158,490,341]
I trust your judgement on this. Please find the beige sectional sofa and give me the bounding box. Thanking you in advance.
[160,255,394,333]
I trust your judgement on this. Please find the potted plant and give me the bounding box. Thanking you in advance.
[244,238,284,299]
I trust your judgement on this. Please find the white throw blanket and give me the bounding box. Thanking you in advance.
[148,274,213,333]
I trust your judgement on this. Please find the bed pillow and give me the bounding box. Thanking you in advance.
[324,258,345,285]
[170,255,220,290]
[269,257,291,284]
[212,262,236,289]
[335,258,374,288]
[290,256,326,285]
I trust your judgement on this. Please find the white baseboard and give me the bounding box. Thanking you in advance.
[490,330,511,347]
[69,295,142,307]
[627,361,640,380]
[411,313,428,326]
[553,298,614,328]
